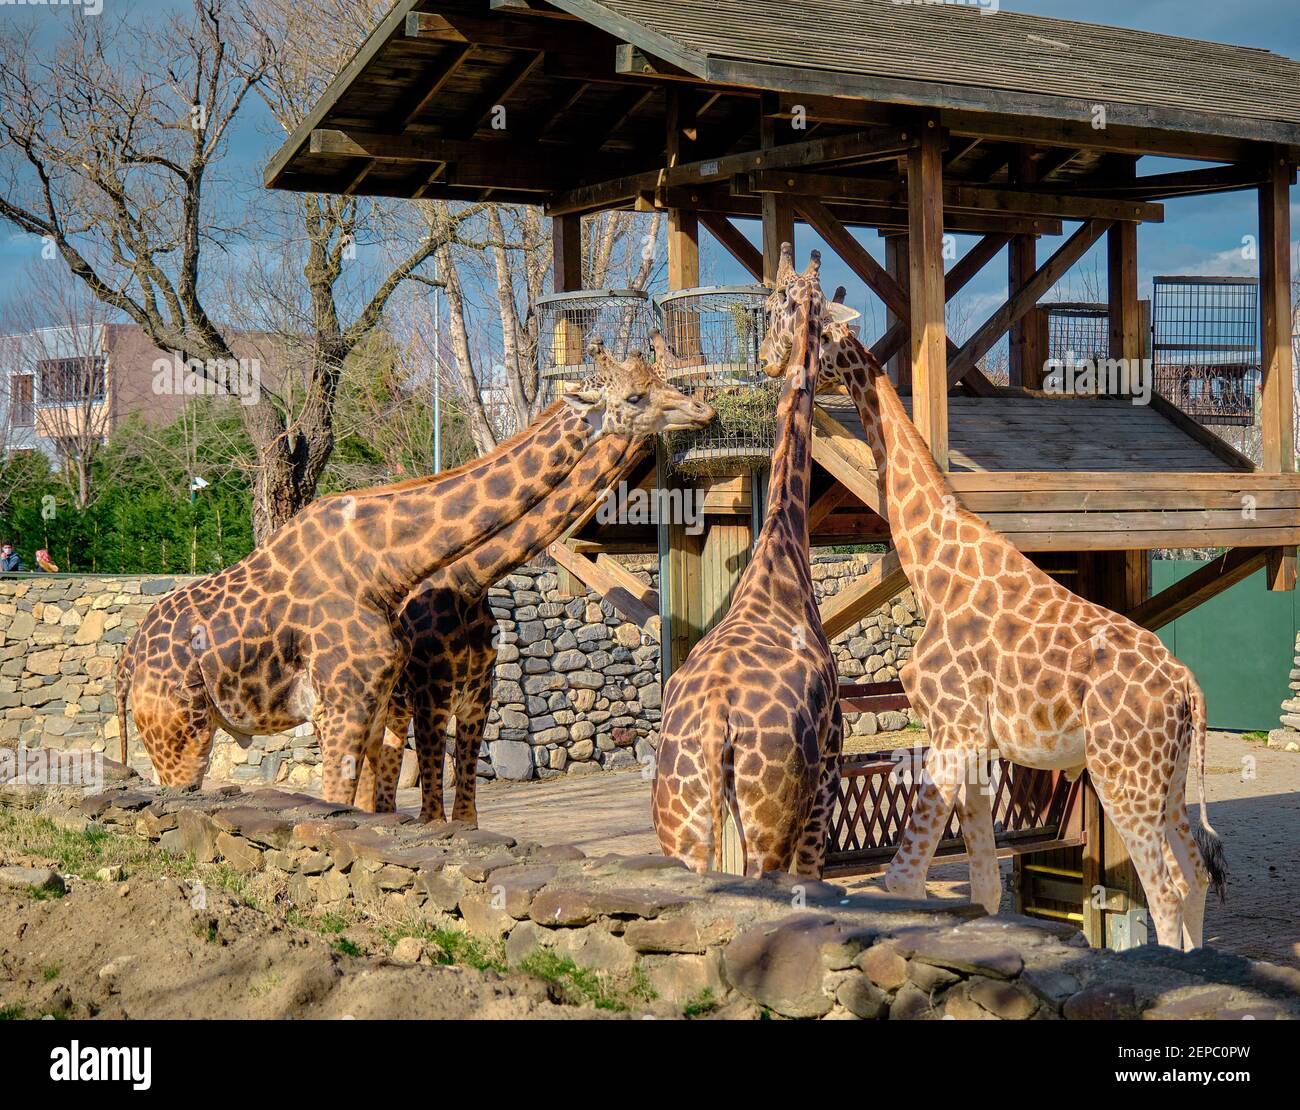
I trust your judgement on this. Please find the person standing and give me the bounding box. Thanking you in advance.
[0,540,26,573]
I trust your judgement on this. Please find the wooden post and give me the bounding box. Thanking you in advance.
[884,234,911,393]
[666,89,699,290]
[1108,224,1142,370]
[1259,148,1297,591]
[760,93,795,283]
[551,211,585,598]
[1007,146,1037,388]
[907,115,948,467]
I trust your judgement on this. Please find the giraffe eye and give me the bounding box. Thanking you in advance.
[626,393,644,405]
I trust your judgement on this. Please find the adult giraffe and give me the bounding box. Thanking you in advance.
[357,343,709,824]
[653,248,857,876]
[116,347,712,805]
[811,304,1224,950]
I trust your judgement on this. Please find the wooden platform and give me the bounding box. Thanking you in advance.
[811,392,1300,552]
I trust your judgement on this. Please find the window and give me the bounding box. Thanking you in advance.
[11,374,33,427]
[37,356,106,405]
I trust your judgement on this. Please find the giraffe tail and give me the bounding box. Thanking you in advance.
[708,711,746,874]
[114,649,134,768]
[1188,681,1227,903]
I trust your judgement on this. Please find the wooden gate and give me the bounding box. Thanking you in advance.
[825,682,1086,921]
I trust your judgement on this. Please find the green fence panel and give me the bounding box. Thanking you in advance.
[1152,559,1296,733]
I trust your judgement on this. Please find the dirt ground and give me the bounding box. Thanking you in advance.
[0,807,634,1020]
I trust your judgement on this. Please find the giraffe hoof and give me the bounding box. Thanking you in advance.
[883,871,926,901]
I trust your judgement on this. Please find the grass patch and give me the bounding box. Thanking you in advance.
[41,965,61,983]
[1242,731,1269,743]
[24,884,65,901]
[0,1005,26,1020]
[332,938,363,958]
[518,950,655,1012]
[0,810,181,882]
[682,988,719,1018]
[379,922,506,972]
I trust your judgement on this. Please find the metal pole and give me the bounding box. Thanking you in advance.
[432,258,443,474]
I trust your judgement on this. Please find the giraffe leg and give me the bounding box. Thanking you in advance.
[450,681,490,827]
[414,698,453,824]
[360,706,411,814]
[794,701,843,878]
[131,675,215,790]
[884,741,966,901]
[1091,773,1185,948]
[955,766,1002,915]
[318,703,387,807]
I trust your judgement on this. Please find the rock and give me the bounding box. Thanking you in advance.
[489,740,534,781]
[894,928,1024,979]
[837,974,889,1019]
[391,937,425,964]
[215,831,264,873]
[529,888,686,927]
[966,977,1038,1020]
[1063,984,1143,1020]
[856,943,909,991]
[0,865,65,895]
[644,951,726,1005]
[95,865,124,882]
[722,914,839,1019]
[505,919,555,966]
[552,925,636,974]
[888,981,938,1020]
[907,960,961,992]
[458,892,518,940]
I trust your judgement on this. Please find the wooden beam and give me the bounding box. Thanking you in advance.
[1259,148,1296,478]
[820,551,908,640]
[699,213,762,280]
[666,88,699,289]
[1108,223,1142,369]
[391,44,474,132]
[760,95,794,283]
[1125,548,1268,631]
[545,126,918,216]
[807,484,853,533]
[615,44,696,82]
[884,235,910,391]
[553,213,583,292]
[746,170,1162,223]
[796,198,908,318]
[947,218,1113,388]
[908,118,949,467]
[811,406,883,517]
[547,542,661,636]
[1008,146,1037,389]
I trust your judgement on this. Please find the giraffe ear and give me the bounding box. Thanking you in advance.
[827,300,860,325]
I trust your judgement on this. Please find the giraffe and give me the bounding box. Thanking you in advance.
[116,346,713,805]
[808,307,1225,950]
[353,342,707,824]
[652,248,858,877]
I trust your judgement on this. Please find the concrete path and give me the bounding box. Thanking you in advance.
[393,731,1300,968]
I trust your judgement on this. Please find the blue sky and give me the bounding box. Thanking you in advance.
[1,0,1297,348]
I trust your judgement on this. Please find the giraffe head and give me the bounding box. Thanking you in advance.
[758,244,859,390]
[815,285,888,391]
[566,340,715,438]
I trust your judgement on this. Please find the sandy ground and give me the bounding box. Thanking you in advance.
[0,808,629,1020]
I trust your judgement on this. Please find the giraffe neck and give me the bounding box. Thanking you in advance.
[294,399,607,612]
[741,323,819,617]
[437,436,646,601]
[837,334,969,596]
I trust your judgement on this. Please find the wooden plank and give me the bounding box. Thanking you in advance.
[947,219,1113,387]
[795,198,908,318]
[666,88,700,289]
[908,119,948,467]
[883,235,910,391]
[547,542,661,636]
[1125,548,1269,631]
[1007,146,1037,389]
[1267,547,1298,592]
[820,551,909,640]
[760,95,795,284]
[699,213,762,279]
[553,212,583,291]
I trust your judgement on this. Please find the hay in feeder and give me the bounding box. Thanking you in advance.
[666,381,778,477]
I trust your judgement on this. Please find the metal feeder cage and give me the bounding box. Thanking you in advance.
[535,289,653,400]
[1045,302,1110,367]
[652,285,774,477]
[1152,276,1258,427]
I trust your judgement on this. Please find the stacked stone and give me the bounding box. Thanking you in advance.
[27,771,1296,1020]
[1268,629,1300,752]
[0,576,156,752]
[482,566,661,782]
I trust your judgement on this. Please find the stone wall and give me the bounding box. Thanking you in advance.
[0,554,925,790]
[10,769,1294,1020]
[1268,629,1300,753]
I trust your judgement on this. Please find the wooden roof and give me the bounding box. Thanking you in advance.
[554,0,1300,140]
[265,0,1300,202]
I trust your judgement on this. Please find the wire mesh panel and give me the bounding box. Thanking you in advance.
[1152,276,1258,426]
[652,285,773,476]
[535,289,653,399]
[1045,302,1109,366]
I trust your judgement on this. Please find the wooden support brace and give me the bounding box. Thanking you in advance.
[699,213,762,280]
[820,551,909,640]
[547,542,661,637]
[811,406,883,516]
[1125,547,1269,631]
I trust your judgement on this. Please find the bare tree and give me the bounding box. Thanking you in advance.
[0,1,478,541]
